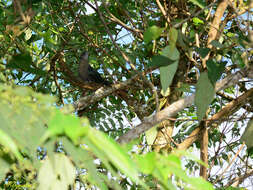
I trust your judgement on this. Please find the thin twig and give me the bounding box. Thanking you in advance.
[173,1,218,29]
[214,143,245,184]
[94,0,160,113]
[156,0,171,24]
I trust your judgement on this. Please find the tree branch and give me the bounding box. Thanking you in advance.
[177,86,253,150]
[117,67,253,144]
[74,75,138,111]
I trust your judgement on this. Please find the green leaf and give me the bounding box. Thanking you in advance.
[177,31,188,49]
[40,30,57,45]
[61,137,109,190]
[148,55,175,68]
[47,110,65,136]
[85,128,142,186]
[195,47,210,58]
[7,53,32,69]
[162,45,180,61]
[38,153,75,190]
[46,110,88,144]
[0,129,23,160]
[241,119,253,149]
[135,152,156,173]
[192,17,204,25]
[144,25,164,43]
[189,0,205,8]
[0,158,10,182]
[27,34,42,43]
[227,32,235,37]
[177,83,192,93]
[186,177,214,190]
[195,72,215,121]
[169,27,178,46]
[210,40,224,48]
[145,126,157,145]
[53,154,76,186]
[206,60,226,84]
[24,28,32,41]
[160,60,179,95]
[0,85,51,159]
[7,53,47,76]
[37,156,57,190]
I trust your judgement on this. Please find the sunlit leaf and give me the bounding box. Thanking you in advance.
[192,17,204,25]
[53,154,76,186]
[135,152,156,173]
[145,126,157,145]
[38,153,75,190]
[25,28,32,41]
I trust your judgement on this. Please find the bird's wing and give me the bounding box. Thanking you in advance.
[87,65,110,85]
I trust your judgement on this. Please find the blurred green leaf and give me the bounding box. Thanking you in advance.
[192,17,204,25]
[61,137,109,190]
[0,85,51,159]
[195,47,210,58]
[144,25,164,43]
[210,40,224,48]
[135,152,156,173]
[25,28,32,41]
[46,110,88,144]
[0,129,23,160]
[189,0,205,8]
[145,126,157,145]
[84,127,143,186]
[38,153,75,190]
[0,158,10,182]
[226,32,235,37]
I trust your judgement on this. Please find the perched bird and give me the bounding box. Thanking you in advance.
[78,51,111,85]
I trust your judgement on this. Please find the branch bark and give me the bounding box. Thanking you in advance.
[177,86,253,150]
[200,121,208,179]
[202,0,229,68]
[74,75,138,111]
[118,67,253,144]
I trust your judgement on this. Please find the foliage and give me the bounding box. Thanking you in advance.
[0,84,211,189]
[0,0,253,189]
